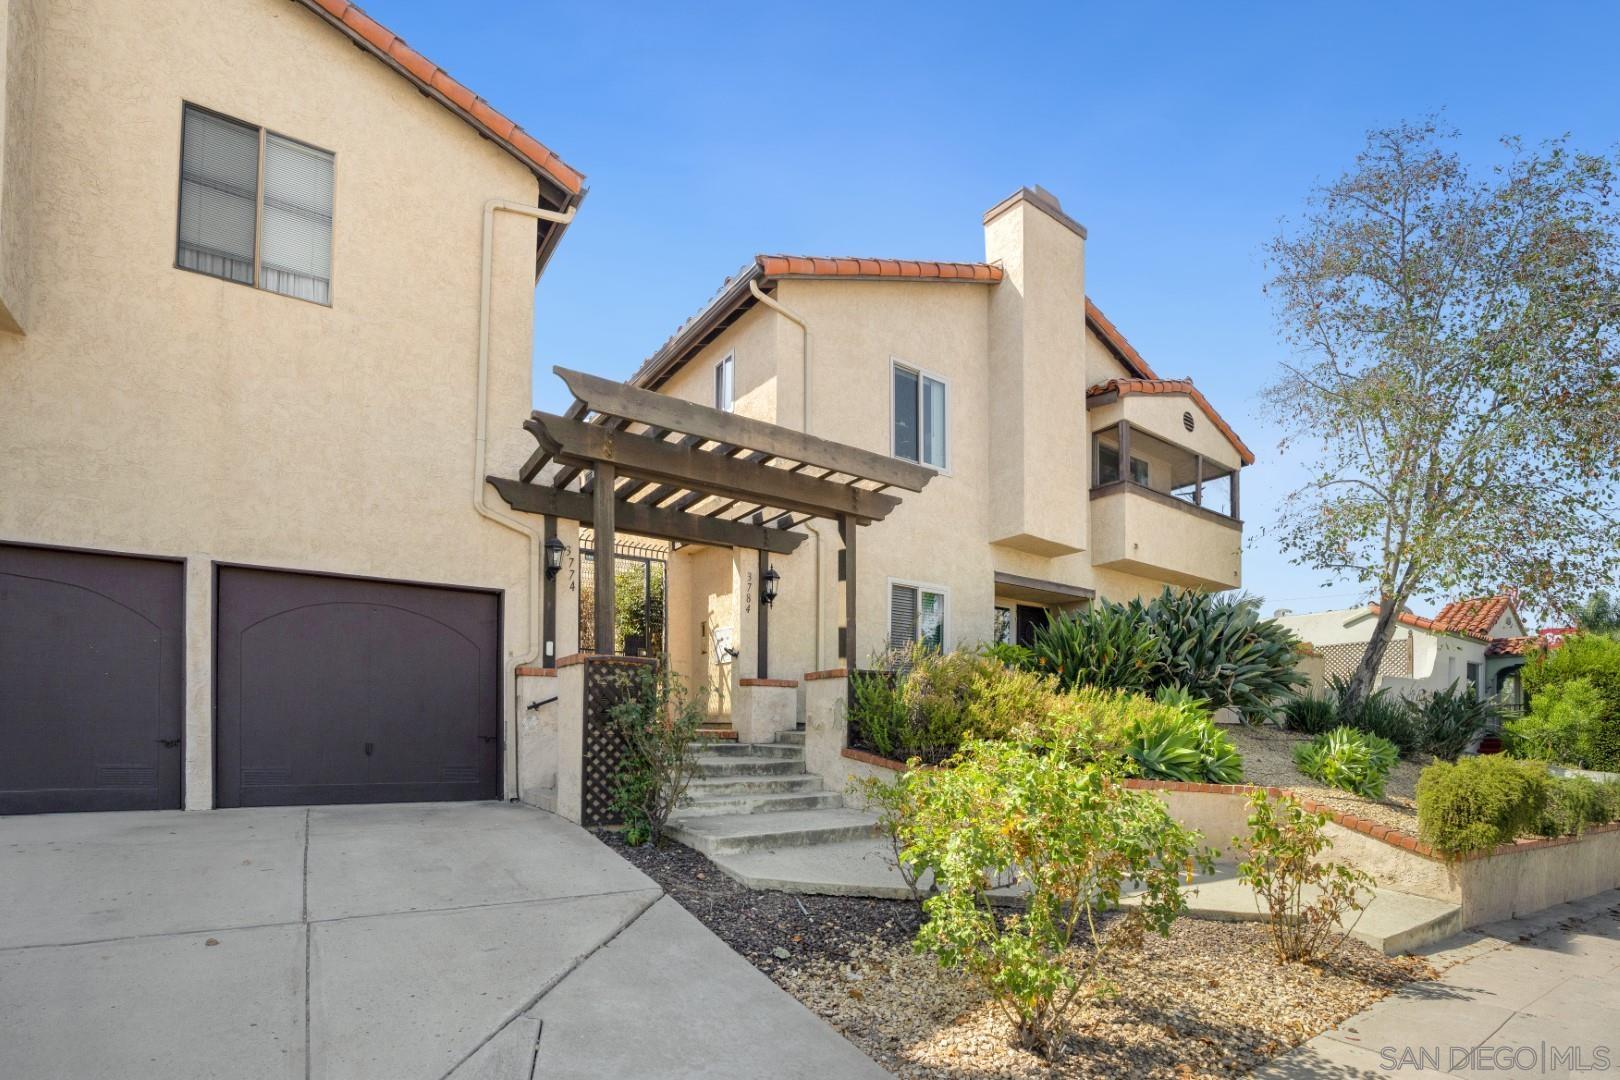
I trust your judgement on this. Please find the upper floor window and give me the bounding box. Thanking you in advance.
[893,361,946,468]
[177,105,335,305]
[714,353,735,412]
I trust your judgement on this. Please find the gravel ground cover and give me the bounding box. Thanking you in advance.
[599,830,1432,1079]
[1228,724,1427,833]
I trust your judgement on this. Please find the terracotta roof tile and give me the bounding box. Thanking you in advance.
[1367,603,1440,633]
[1486,636,1540,657]
[1432,595,1516,639]
[1085,299,1159,380]
[291,1,583,196]
[754,254,1005,283]
[1086,378,1256,466]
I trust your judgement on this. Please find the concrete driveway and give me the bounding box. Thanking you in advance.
[0,802,886,1080]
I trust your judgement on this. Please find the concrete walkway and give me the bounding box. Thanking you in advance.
[1254,889,1620,1078]
[0,802,886,1080]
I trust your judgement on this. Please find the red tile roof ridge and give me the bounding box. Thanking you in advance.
[295,0,583,194]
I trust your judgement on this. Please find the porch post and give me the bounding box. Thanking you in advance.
[1117,420,1131,483]
[542,515,557,663]
[839,513,857,665]
[1194,454,1203,508]
[593,462,616,653]
[757,547,770,679]
[1231,467,1241,520]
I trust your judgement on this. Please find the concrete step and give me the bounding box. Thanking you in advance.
[675,791,847,818]
[693,729,738,742]
[688,742,803,760]
[685,775,826,798]
[690,755,803,778]
[773,730,806,746]
[667,808,882,856]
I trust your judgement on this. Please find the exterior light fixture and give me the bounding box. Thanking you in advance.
[544,536,568,579]
[762,565,780,606]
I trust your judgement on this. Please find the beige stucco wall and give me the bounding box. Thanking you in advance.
[1091,488,1243,591]
[0,0,39,333]
[0,0,549,806]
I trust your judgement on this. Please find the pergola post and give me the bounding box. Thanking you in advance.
[757,548,770,679]
[542,515,557,663]
[839,513,857,666]
[593,461,616,653]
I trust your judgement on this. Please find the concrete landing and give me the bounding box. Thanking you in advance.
[666,807,882,856]
[701,835,1462,954]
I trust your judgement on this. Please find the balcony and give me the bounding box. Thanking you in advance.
[1088,422,1242,591]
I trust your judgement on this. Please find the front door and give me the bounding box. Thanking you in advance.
[1016,604,1048,648]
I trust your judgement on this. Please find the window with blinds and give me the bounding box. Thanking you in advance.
[889,582,946,653]
[176,105,334,304]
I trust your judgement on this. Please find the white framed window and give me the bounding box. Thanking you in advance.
[892,360,947,469]
[177,104,335,304]
[889,578,947,653]
[714,353,735,412]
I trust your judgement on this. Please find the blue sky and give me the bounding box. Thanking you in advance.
[371,1,1620,619]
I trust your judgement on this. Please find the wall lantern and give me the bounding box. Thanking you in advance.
[544,536,568,579]
[762,565,781,606]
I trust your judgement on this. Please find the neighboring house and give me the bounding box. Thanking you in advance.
[626,187,1254,708]
[0,0,583,813]
[1276,595,1533,709]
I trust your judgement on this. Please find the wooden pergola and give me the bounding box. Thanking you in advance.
[489,367,936,672]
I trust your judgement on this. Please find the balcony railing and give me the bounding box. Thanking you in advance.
[1091,421,1240,523]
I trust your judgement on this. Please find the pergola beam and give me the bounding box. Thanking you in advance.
[488,477,805,554]
[527,412,902,522]
[554,366,935,492]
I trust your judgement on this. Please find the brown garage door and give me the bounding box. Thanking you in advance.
[0,543,185,814]
[215,567,501,807]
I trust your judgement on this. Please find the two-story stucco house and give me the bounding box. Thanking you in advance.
[0,0,582,813]
[626,187,1254,712]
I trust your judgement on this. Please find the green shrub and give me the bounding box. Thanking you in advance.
[1233,790,1376,963]
[1521,632,1620,771]
[1327,678,1421,755]
[608,665,708,846]
[1138,588,1308,722]
[1013,685,1161,763]
[898,739,1213,1057]
[1505,677,1606,769]
[1122,694,1244,784]
[1280,692,1341,736]
[1536,775,1613,838]
[1293,727,1400,798]
[1415,756,1551,857]
[1028,602,1159,694]
[1413,683,1496,761]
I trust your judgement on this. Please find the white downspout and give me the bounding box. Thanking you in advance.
[747,279,832,668]
[478,198,577,796]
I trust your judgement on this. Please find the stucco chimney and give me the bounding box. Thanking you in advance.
[983,186,1088,556]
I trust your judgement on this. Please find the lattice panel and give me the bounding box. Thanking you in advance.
[580,658,642,827]
[1319,637,1412,682]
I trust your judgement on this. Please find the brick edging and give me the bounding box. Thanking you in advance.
[841,747,906,772]
[1123,779,1620,862]
[803,667,849,681]
[739,677,799,688]
[514,666,556,677]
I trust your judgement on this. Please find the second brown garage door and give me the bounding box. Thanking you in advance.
[215,567,501,808]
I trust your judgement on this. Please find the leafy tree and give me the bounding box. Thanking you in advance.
[1263,119,1620,707]
[1571,589,1620,634]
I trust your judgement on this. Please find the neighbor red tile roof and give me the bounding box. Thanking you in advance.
[1086,378,1256,466]
[1432,595,1516,639]
[1486,636,1540,657]
[1366,604,1440,633]
[757,255,1004,282]
[294,0,583,195]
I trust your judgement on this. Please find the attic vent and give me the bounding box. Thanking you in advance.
[1182,410,1195,432]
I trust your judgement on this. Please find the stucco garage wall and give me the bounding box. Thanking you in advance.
[0,0,547,807]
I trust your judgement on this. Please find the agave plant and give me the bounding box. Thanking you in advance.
[1326,677,1421,756]
[1123,704,1244,784]
[1412,682,1496,761]
[1028,602,1160,693]
[1293,726,1399,799]
[1140,588,1307,723]
[1280,692,1341,736]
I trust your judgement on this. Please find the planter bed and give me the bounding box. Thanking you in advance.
[597,830,1432,1079]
